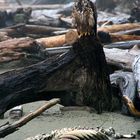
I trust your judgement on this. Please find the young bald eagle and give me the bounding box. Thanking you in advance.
[72,0,112,113]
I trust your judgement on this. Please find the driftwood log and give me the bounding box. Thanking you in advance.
[0,32,11,41]
[0,24,66,38]
[45,45,140,71]
[0,33,139,67]
[98,23,140,33]
[37,31,140,48]
[0,37,46,63]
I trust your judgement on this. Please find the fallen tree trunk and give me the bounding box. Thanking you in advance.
[98,23,140,33]
[104,40,140,49]
[37,30,78,48]
[0,50,77,115]
[37,31,140,48]
[0,34,138,69]
[45,45,139,71]
[0,43,138,115]
[0,4,65,10]
[24,25,66,35]
[0,37,46,63]
[0,37,36,51]
[0,98,60,138]
[0,51,25,63]
[0,31,77,64]
[0,24,66,38]
[110,34,140,42]
[37,34,66,48]
[115,28,140,35]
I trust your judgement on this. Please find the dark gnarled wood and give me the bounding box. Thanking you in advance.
[0,50,76,115]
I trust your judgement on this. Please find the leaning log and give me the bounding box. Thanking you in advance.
[0,24,66,38]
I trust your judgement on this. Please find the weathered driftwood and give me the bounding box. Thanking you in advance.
[45,46,139,71]
[37,30,78,48]
[0,37,35,51]
[0,32,11,42]
[0,28,22,37]
[0,4,65,10]
[132,55,140,112]
[0,51,25,63]
[104,40,140,49]
[37,34,66,48]
[0,98,60,138]
[0,24,66,38]
[115,28,140,35]
[104,48,136,71]
[24,25,66,35]
[110,71,136,114]
[110,34,140,42]
[98,23,140,33]
[0,37,46,63]
[37,31,140,48]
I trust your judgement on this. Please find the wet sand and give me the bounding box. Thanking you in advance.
[0,101,140,140]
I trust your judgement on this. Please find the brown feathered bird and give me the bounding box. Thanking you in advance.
[72,0,112,113]
[72,0,97,36]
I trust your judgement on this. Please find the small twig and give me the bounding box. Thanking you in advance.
[0,98,60,138]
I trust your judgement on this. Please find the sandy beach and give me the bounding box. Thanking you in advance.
[0,101,140,140]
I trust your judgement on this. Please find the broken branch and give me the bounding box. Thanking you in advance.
[0,98,60,138]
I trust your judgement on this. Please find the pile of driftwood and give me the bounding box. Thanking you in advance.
[0,2,140,114]
[0,1,140,138]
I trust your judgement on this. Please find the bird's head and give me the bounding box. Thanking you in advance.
[72,0,97,37]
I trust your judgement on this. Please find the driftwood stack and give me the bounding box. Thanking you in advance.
[0,0,140,137]
[0,2,140,114]
[0,0,140,138]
